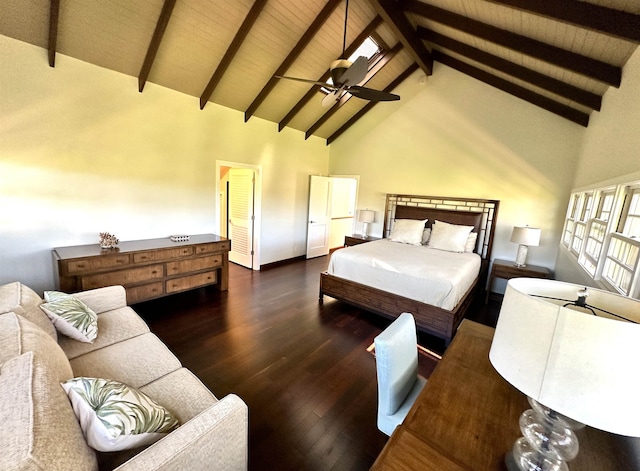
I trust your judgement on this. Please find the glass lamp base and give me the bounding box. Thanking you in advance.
[506,398,581,471]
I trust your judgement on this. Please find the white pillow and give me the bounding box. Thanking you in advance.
[421,227,432,245]
[40,291,98,343]
[389,219,428,245]
[465,232,478,253]
[61,377,179,452]
[427,220,474,253]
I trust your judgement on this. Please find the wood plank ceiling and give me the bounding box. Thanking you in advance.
[1,0,639,144]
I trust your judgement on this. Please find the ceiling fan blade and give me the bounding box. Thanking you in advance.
[347,86,400,102]
[275,75,336,88]
[321,89,343,107]
[335,56,368,86]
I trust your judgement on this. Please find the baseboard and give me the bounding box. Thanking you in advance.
[260,255,306,271]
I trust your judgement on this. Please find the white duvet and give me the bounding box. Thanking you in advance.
[327,239,481,311]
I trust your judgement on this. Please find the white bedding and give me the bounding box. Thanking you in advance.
[327,239,481,311]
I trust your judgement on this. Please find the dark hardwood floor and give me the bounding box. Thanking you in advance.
[134,256,501,471]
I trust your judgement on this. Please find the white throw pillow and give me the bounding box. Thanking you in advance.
[61,377,180,452]
[421,227,432,245]
[40,291,98,343]
[389,219,428,245]
[465,232,478,253]
[428,220,474,253]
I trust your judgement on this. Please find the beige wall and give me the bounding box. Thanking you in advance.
[0,36,329,292]
[572,48,640,189]
[329,63,585,285]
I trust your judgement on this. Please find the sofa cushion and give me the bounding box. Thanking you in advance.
[70,333,182,389]
[0,282,56,340]
[40,293,99,343]
[0,315,98,470]
[60,306,150,360]
[61,377,179,452]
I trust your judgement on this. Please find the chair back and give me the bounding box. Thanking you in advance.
[374,313,419,416]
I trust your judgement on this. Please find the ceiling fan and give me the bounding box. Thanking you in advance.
[276,0,400,107]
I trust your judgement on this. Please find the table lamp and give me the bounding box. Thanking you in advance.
[510,226,541,267]
[358,209,375,239]
[489,278,640,471]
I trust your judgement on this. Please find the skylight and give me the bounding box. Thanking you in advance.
[347,36,380,62]
[322,36,381,93]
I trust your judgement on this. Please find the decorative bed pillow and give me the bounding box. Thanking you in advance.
[421,228,431,245]
[389,219,428,246]
[428,220,474,253]
[465,232,478,253]
[40,291,98,343]
[61,377,179,452]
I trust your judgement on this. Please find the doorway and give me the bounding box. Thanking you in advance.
[217,161,262,270]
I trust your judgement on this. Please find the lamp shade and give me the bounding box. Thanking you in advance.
[358,209,375,223]
[510,226,541,246]
[489,278,640,437]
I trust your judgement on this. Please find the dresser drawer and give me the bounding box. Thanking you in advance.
[126,282,164,304]
[133,246,194,264]
[195,241,231,254]
[65,254,131,275]
[166,255,222,276]
[80,264,164,290]
[166,271,217,294]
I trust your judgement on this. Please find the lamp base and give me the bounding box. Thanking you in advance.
[506,398,580,471]
[361,222,369,239]
[514,244,529,267]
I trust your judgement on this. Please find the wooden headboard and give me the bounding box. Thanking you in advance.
[382,194,500,261]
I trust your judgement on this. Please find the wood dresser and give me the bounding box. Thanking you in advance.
[371,320,634,471]
[53,234,230,304]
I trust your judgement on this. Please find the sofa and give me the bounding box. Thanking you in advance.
[0,282,248,470]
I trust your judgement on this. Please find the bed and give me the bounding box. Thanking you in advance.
[319,194,500,345]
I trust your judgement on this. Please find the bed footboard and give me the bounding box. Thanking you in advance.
[320,272,477,345]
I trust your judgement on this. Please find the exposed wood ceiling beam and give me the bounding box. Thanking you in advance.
[48,0,59,67]
[367,0,433,75]
[402,0,621,87]
[482,0,640,43]
[433,51,590,126]
[244,0,342,123]
[200,0,268,110]
[138,0,176,93]
[305,42,402,139]
[419,28,602,111]
[277,15,384,132]
[327,63,418,145]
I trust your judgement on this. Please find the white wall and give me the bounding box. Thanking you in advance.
[555,47,640,284]
[329,63,585,290]
[0,36,329,293]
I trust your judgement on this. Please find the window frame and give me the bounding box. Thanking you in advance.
[562,182,640,300]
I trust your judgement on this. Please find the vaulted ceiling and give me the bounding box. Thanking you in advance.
[1,0,639,144]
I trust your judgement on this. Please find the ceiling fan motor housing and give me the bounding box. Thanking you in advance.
[330,59,352,86]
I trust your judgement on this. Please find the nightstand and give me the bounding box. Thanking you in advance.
[485,258,551,304]
[344,235,381,247]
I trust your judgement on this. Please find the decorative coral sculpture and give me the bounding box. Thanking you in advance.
[99,232,119,249]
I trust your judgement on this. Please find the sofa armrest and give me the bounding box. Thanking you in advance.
[114,394,248,471]
[73,285,127,314]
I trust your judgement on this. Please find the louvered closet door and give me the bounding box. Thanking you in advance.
[228,168,254,269]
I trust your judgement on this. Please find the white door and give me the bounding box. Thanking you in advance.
[306,175,332,259]
[228,168,255,268]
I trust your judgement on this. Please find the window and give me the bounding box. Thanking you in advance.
[562,183,640,300]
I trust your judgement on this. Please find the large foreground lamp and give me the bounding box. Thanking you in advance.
[358,209,375,239]
[490,278,640,471]
[510,226,541,267]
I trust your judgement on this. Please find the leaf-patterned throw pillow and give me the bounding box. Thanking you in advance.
[40,291,98,343]
[61,377,180,452]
